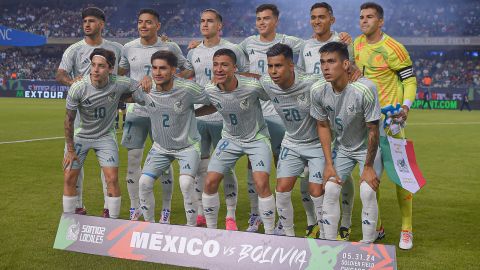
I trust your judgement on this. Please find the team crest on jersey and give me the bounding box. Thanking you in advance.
[107,92,116,102]
[240,98,250,110]
[297,93,309,108]
[174,101,183,112]
[347,103,355,114]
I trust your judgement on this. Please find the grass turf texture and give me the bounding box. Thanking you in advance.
[0,98,479,269]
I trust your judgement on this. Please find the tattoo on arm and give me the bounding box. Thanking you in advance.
[64,109,77,152]
[365,120,380,166]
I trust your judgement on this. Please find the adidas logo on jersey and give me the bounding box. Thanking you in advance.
[273,97,280,103]
[256,160,265,167]
[312,172,322,179]
[250,49,255,55]
[149,101,156,107]
[83,58,90,64]
[305,51,312,57]
[83,98,92,105]
[183,163,191,170]
[326,105,334,112]
[195,57,201,63]
[107,156,116,163]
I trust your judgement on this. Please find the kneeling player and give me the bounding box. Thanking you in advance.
[137,51,210,225]
[199,49,276,233]
[310,42,381,243]
[62,48,147,218]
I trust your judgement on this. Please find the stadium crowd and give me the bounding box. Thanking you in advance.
[1,0,479,38]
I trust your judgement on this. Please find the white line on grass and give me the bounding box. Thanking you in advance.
[0,131,123,145]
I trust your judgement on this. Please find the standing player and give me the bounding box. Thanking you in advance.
[354,2,417,249]
[180,9,248,227]
[62,48,146,219]
[237,3,303,234]
[137,51,209,225]
[258,44,326,237]
[56,7,123,216]
[119,9,187,222]
[200,49,276,233]
[311,42,381,243]
[297,2,357,240]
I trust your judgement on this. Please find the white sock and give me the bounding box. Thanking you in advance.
[179,175,197,226]
[160,164,174,212]
[194,159,209,216]
[139,174,156,222]
[106,196,121,219]
[202,192,220,228]
[127,148,143,209]
[276,191,295,236]
[63,195,78,213]
[258,195,276,234]
[101,170,108,209]
[76,168,84,208]
[224,170,238,220]
[247,169,259,215]
[323,181,342,240]
[300,176,316,226]
[340,174,355,229]
[360,181,378,243]
[311,195,325,239]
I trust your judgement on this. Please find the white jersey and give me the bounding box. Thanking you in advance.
[185,38,248,122]
[59,38,123,77]
[120,37,187,117]
[310,77,381,153]
[297,31,354,76]
[238,33,304,116]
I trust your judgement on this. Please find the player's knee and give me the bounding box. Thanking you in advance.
[179,175,194,193]
[308,184,323,197]
[360,181,377,205]
[127,148,143,168]
[324,181,341,203]
[139,174,155,193]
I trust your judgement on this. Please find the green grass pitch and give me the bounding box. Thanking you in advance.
[0,98,479,269]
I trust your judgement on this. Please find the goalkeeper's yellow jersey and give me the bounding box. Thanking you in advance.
[353,33,417,108]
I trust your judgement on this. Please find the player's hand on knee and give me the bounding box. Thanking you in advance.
[323,164,341,186]
[62,151,78,171]
[361,166,379,191]
[140,75,153,92]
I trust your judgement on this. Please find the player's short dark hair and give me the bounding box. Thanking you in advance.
[89,48,116,68]
[151,50,178,67]
[256,4,279,18]
[266,43,293,61]
[360,2,384,19]
[310,2,333,16]
[213,48,237,64]
[202,8,223,22]
[138,8,160,21]
[82,7,105,21]
[319,42,349,61]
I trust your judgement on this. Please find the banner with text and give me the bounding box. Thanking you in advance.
[54,214,397,270]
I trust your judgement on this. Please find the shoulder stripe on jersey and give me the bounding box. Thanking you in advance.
[385,39,407,62]
[351,82,374,102]
[63,40,85,57]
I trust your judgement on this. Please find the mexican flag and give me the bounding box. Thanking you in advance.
[380,136,426,193]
